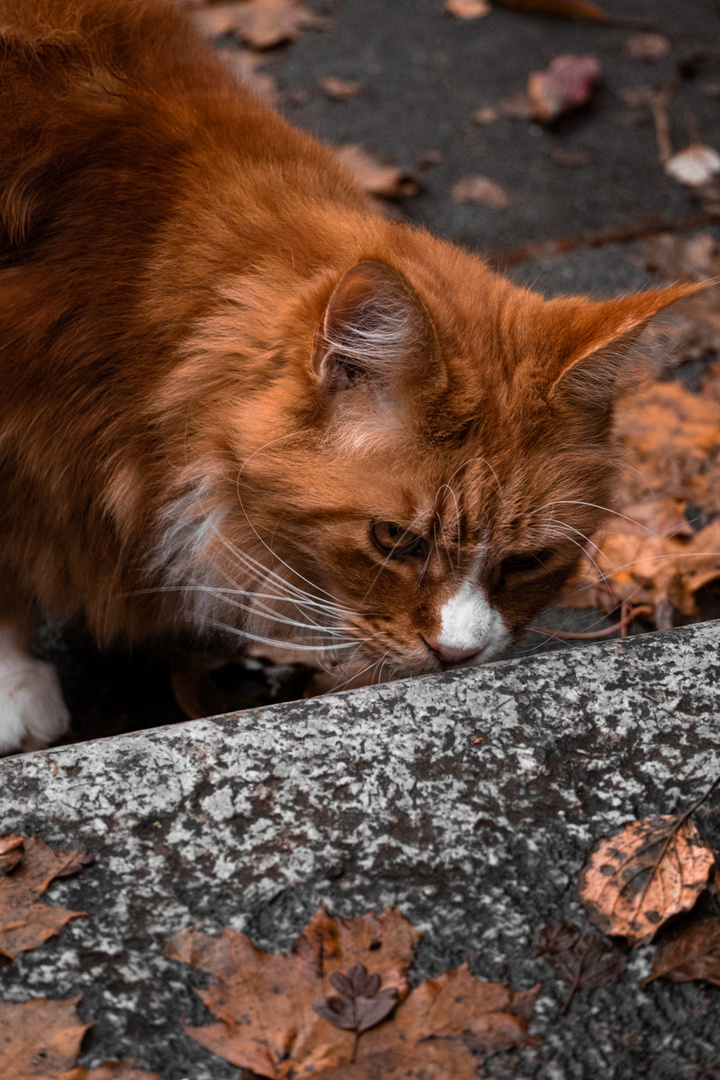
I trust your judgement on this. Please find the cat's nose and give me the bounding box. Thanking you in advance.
[426,641,482,664]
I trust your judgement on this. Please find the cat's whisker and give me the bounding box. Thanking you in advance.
[435,483,462,574]
[207,618,374,654]
[543,525,610,590]
[328,656,383,695]
[533,499,668,538]
[210,526,350,617]
[233,494,344,605]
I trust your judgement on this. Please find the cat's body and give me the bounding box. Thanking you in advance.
[0,0,699,753]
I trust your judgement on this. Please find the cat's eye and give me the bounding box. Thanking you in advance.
[501,548,554,577]
[371,521,425,559]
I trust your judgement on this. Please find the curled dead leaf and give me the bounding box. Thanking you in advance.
[451,175,512,208]
[528,54,601,123]
[167,909,537,1079]
[578,814,715,946]
[642,917,720,988]
[334,145,419,201]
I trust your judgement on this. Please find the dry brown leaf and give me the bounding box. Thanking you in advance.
[0,997,90,1080]
[665,144,720,188]
[534,921,626,1013]
[578,815,715,946]
[186,0,331,50]
[321,76,362,101]
[320,1041,480,1079]
[359,962,539,1055]
[322,963,538,1078]
[445,0,491,17]
[642,917,720,988]
[563,514,720,621]
[0,997,163,1080]
[623,33,670,61]
[0,833,24,874]
[618,382,720,462]
[334,145,419,200]
[166,906,421,1077]
[528,54,601,122]
[614,380,720,510]
[167,908,538,1078]
[0,835,91,962]
[451,175,511,209]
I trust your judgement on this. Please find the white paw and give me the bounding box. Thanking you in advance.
[0,657,70,755]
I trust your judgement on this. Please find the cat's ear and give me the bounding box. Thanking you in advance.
[312,261,436,394]
[539,281,711,407]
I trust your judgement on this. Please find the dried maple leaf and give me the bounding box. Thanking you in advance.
[186,0,331,50]
[578,814,715,946]
[336,962,539,1078]
[445,0,491,17]
[165,905,421,1077]
[642,917,720,988]
[0,835,91,961]
[168,908,538,1079]
[534,921,626,1013]
[333,145,419,201]
[451,175,511,209]
[527,54,601,123]
[320,1041,480,1079]
[0,996,164,1080]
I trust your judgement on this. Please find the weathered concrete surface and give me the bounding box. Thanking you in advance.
[2,623,720,1078]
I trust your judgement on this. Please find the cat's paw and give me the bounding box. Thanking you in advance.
[0,657,70,755]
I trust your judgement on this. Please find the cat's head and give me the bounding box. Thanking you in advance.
[167,238,703,686]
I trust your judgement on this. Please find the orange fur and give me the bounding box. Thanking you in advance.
[0,0,704,750]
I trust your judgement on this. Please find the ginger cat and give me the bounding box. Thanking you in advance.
[0,0,702,753]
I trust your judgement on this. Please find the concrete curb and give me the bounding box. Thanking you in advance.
[2,623,720,1077]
